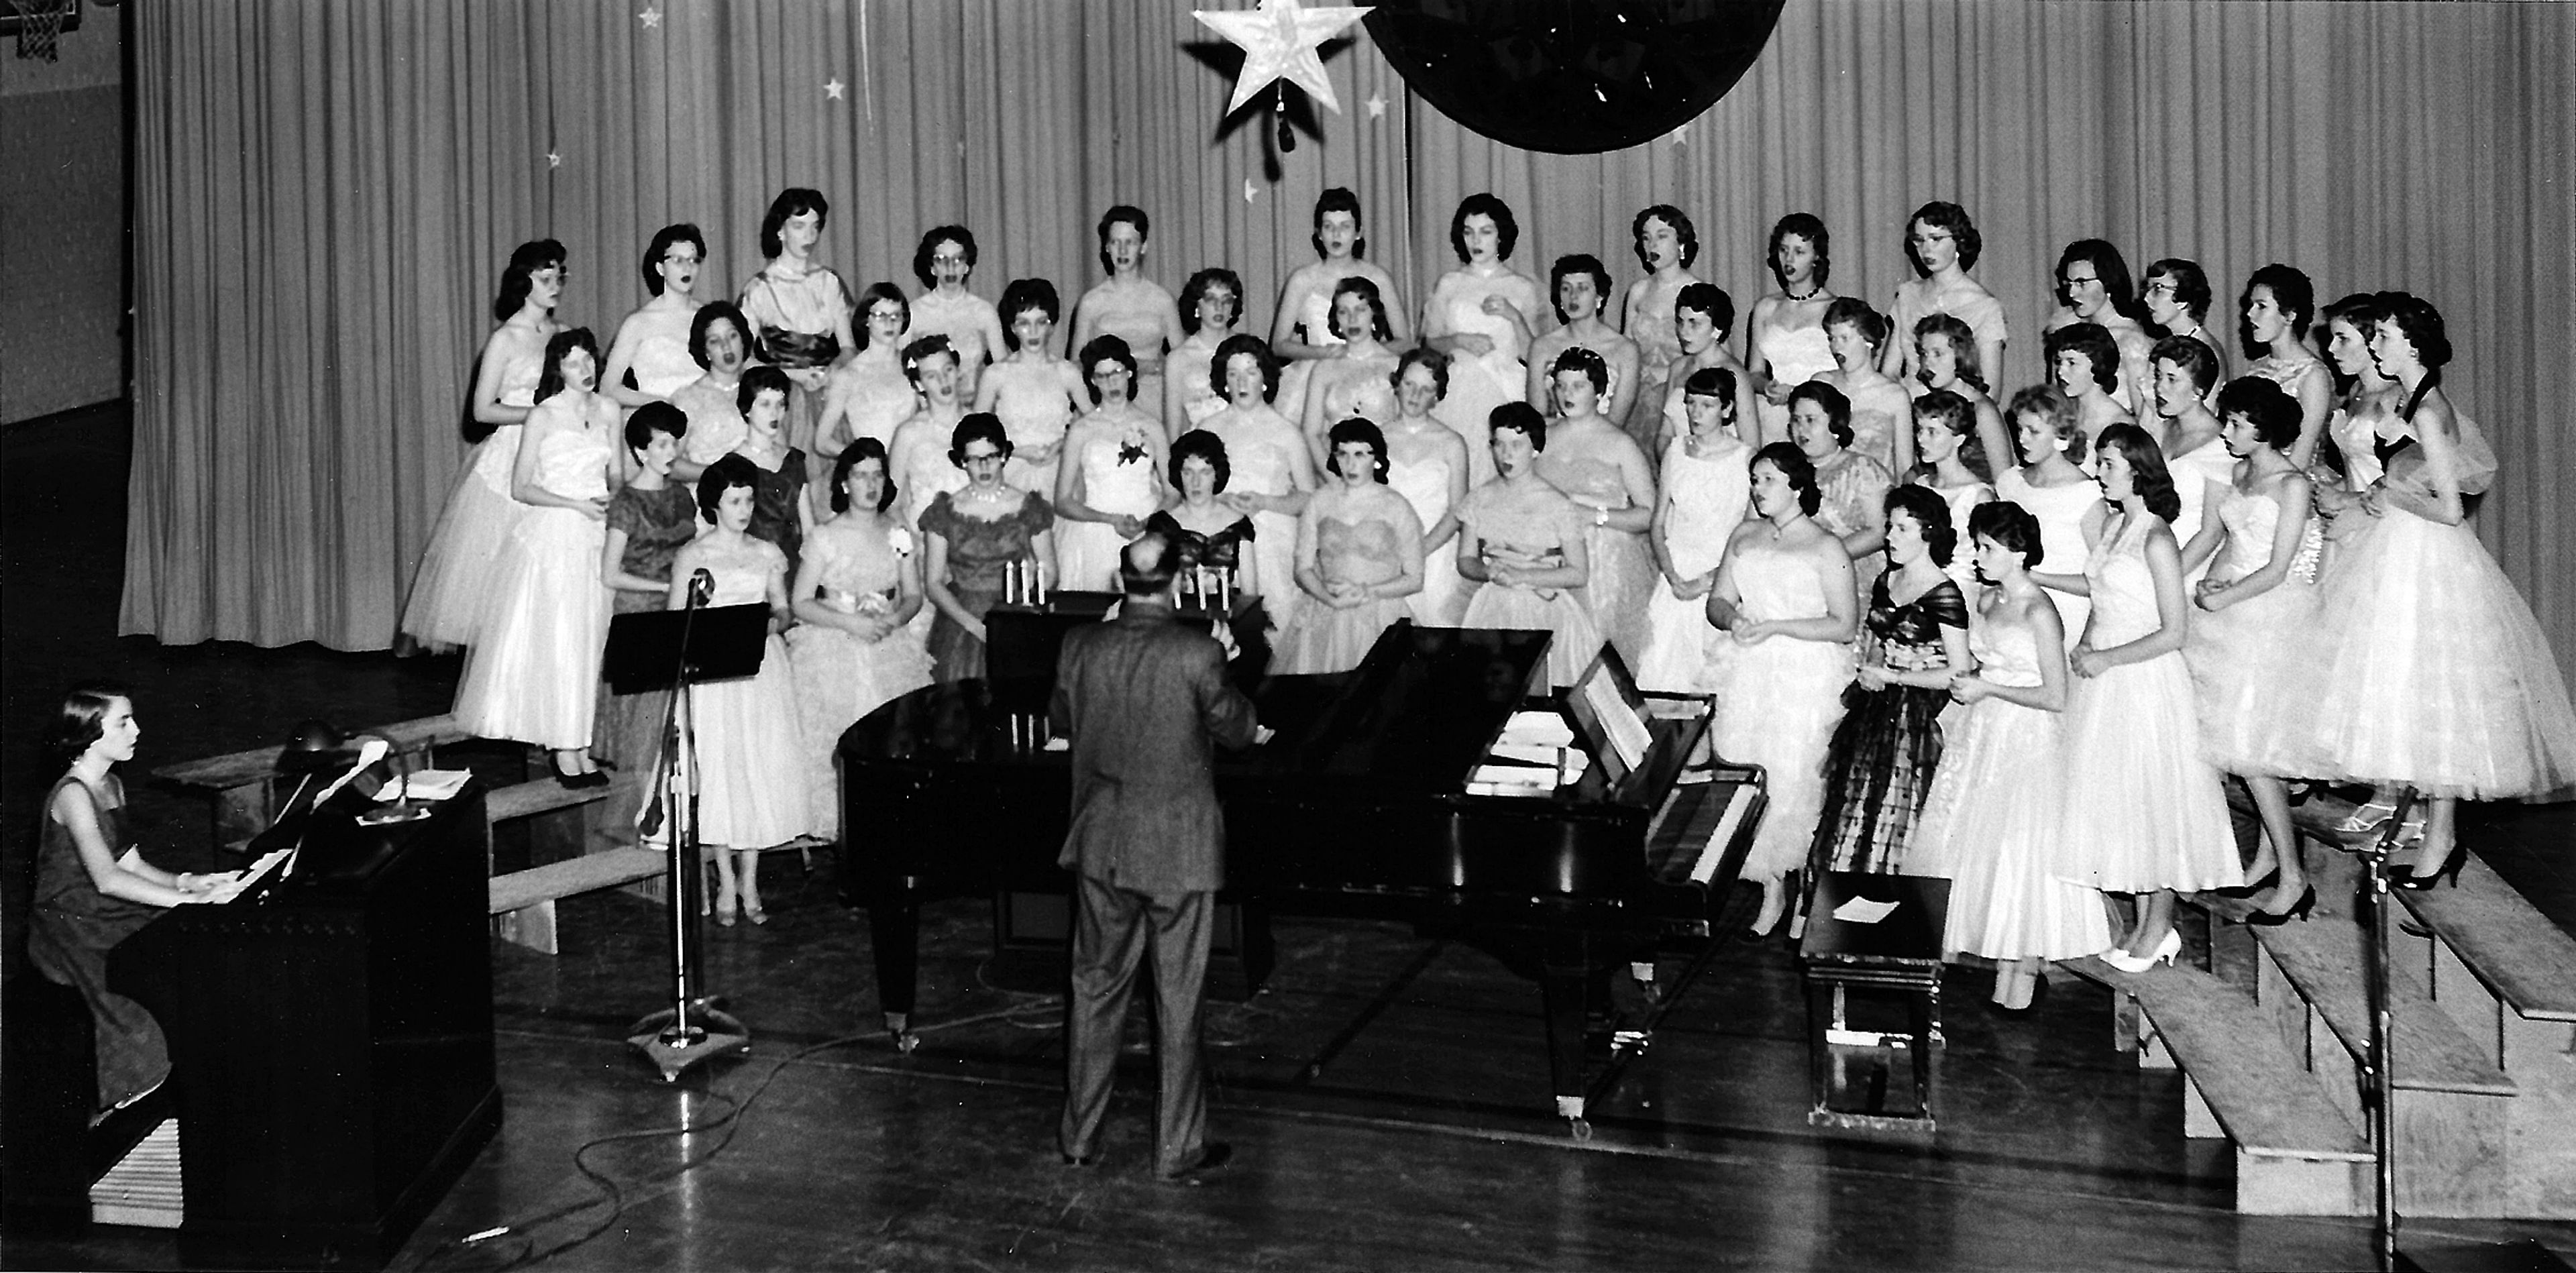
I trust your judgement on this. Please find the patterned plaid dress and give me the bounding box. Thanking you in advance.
[1811,574,1967,874]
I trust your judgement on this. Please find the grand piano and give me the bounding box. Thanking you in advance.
[838,604,1764,1127]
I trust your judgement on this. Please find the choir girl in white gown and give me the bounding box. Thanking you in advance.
[1421,195,1544,488]
[1635,368,1752,693]
[602,223,709,406]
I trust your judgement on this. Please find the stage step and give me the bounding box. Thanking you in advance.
[2397,854,2576,1024]
[2070,956,2370,1217]
[89,1118,182,1229]
[2250,909,2516,1097]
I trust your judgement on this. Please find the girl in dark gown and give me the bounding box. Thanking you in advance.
[30,685,219,1113]
[920,413,1056,681]
[1811,486,1970,883]
[735,366,814,579]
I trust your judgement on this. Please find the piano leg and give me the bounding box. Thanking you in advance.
[869,876,923,1053]
[1538,934,1594,1139]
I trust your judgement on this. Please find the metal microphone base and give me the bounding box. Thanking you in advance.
[626,999,751,1084]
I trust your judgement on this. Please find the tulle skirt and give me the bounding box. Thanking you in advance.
[1633,578,1715,694]
[2056,651,2241,893]
[1582,524,1659,675]
[787,621,933,838]
[1274,596,1411,674]
[1409,543,1471,627]
[1812,683,1949,875]
[1704,634,1854,881]
[694,634,812,850]
[1462,582,1601,691]
[1907,698,2114,961]
[2186,575,2323,777]
[2304,510,2576,799]
[451,506,610,749]
[401,427,527,651]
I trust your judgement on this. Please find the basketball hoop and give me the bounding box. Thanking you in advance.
[9,0,74,62]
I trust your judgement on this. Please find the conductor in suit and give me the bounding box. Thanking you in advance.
[1051,531,1262,1181]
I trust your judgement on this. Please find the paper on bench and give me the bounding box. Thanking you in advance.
[1831,896,1898,924]
[1499,710,1574,749]
[377,769,473,802]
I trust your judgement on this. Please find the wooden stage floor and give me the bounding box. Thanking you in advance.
[5,406,2571,1271]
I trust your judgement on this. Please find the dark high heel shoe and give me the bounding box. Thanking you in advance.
[2393,844,2467,891]
[2245,884,2317,926]
[2217,868,2282,901]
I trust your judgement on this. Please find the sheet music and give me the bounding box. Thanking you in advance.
[1580,673,1652,772]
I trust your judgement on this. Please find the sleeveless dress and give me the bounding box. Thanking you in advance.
[1702,538,1857,882]
[1054,419,1164,590]
[1547,450,1658,671]
[786,518,934,836]
[1171,334,1229,431]
[1273,500,1420,674]
[910,289,1001,388]
[1389,445,1468,626]
[690,535,811,850]
[1907,607,2114,962]
[400,343,545,650]
[2185,484,2322,776]
[452,411,616,748]
[989,362,1078,499]
[1814,447,1896,594]
[1274,288,1344,431]
[824,355,920,450]
[1812,575,1968,875]
[625,307,704,398]
[593,482,701,781]
[740,266,851,453]
[1309,353,1400,434]
[1436,277,1529,488]
[1210,414,1307,626]
[1840,376,1913,479]
[2055,514,2241,893]
[1992,465,2099,651]
[1622,278,1689,445]
[1888,282,2008,380]
[1457,484,1601,690]
[28,777,170,1110]
[1920,478,1993,592]
[2163,435,2238,588]
[2303,412,2576,798]
[920,490,1056,681]
[1635,434,1752,692]
[1752,316,1835,443]
[741,448,811,583]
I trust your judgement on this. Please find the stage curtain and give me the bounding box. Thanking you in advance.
[125,0,2571,686]
[1405,0,2574,685]
[121,0,1415,649]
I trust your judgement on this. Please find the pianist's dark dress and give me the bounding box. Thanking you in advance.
[27,775,171,1111]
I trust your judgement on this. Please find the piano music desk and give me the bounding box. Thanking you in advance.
[1799,871,1952,1134]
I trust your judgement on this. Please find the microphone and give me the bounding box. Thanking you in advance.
[686,568,715,608]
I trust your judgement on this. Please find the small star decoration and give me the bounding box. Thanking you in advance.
[1365,91,1386,119]
[824,78,845,101]
[637,7,660,29]
[545,151,563,169]
[1194,0,1373,116]
[1666,122,1688,146]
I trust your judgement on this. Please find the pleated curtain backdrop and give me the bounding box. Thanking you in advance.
[124,0,2573,689]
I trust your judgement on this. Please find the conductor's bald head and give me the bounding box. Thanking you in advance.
[1120,532,1180,598]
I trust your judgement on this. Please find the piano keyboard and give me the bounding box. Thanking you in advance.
[1642,766,1764,887]
[203,846,293,904]
[90,1117,182,1229]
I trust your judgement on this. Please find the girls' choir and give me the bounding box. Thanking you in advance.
[402,191,2570,977]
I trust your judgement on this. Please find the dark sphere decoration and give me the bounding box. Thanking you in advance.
[1362,0,1786,155]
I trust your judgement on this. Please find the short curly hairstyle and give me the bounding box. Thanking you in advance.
[1786,380,1855,451]
[2094,423,2181,523]
[1326,276,1395,342]
[1212,333,1281,404]
[1395,346,1450,402]
[1631,204,1699,271]
[1751,441,1823,516]
[1550,345,1610,396]
[2149,335,2220,396]
[2239,263,2316,361]
[494,239,566,323]
[1326,417,1391,483]
[1489,401,1548,452]
[1312,187,1366,260]
[535,327,603,404]
[1549,254,1613,323]
[2378,290,2453,370]
[2143,258,2214,325]
[47,681,131,767]
[1885,483,1957,567]
[998,278,1061,350]
[688,302,750,370]
[901,333,958,386]
[1078,335,1138,406]
[1179,267,1244,335]
[947,412,1012,467]
[640,223,706,296]
[1823,297,1890,353]
[1768,212,1830,291]
[1904,201,1982,274]
[736,364,794,417]
[830,437,898,514]
[2005,384,2085,464]
[854,282,910,351]
[625,400,688,454]
[696,453,760,523]
[1968,499,2044,569]
[1674,282,1734,339]
[1095,205,1150,276]
[2046,323,2122,396]
[759,187,829,260]
[1913,313,1986,392]
[1449,193,1519,264]
[1169,428,1231,492]
[912,225,977,290]
[2214,376,2301,451]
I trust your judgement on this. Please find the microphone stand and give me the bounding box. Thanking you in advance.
[627,571,751,1082]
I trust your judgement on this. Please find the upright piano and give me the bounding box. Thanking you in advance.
[105,786,500,1268]
[838,612,1764,1126]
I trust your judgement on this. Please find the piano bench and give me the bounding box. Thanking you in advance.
[1798,873,1952,1135]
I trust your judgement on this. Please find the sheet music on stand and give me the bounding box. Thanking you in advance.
[1578,663,1652,773]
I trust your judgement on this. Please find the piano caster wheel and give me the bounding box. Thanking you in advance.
[1635,980,1664,1006]
[1568,1117,1593,1142]
[890,1029,920,1054]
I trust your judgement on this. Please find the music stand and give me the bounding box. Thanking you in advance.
[602,602,771,1083]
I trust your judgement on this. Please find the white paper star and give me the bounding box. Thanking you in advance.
[1194,0,1373,116]
[638,7,660,28]
[1666,122,1688,146]
[545,151,562,169]
[1365,91,1386,119]
[824,78,845,101]
[1243,178,1259,204]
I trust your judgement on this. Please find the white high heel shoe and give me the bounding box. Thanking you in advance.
[2100,928,2181,973]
